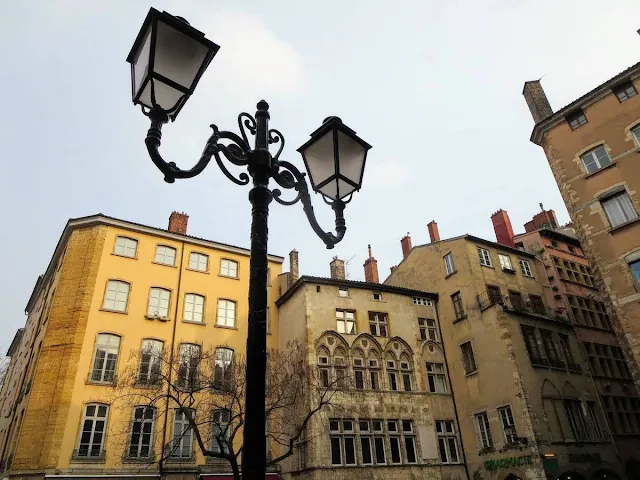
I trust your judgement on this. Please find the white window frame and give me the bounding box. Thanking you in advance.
[177,344,201,390]
[581,145,612,174]
[426,362,447,393]
[400,361,413,392]
[76,404,109,458]
[336,309,356,334]
[102,280,130,312]
[220,259,238,278]
[211,409,231,453]
[498,405,516,443]
[444,253,455,275]
[155,245,176,266]
[214,347,234,390]
[498,254,513,271]
[90,334,120,383]
[373,292,383,301]
[216,299,237,327]
[183,293,205,323]
[478,247,492,267]
[127,406,155,459]
[369,312,388,337]
[139,339,163,385]
[475,412,493,449]
[519,259,533,277]
[413,296,432,306]
[602,191,638,228]
[632,124,640,146]
[114,236,138,258]
[436,420,460,464]
[338,287,349,297]
[615,83,637,102]
[189,252,209,272]
[147,287,171,319]
[418,318,438,341]
[171,409,194,458]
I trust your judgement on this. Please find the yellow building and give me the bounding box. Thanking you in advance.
[0,212,283,479]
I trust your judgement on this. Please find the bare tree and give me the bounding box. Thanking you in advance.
[110,340,348,479]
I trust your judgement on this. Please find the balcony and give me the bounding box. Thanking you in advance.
[478,292,570,324]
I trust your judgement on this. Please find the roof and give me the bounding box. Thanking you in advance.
[276,275,438,306]
[530,62,640,145]
[25,213,285,313]
[514,227,581,247]
[7,328,24,357]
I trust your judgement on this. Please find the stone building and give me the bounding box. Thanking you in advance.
[522,62,640,386]
[0,212,284,480]
[385,222,626,480]
[276,253,468,480]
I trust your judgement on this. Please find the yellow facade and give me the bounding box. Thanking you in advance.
[0,214,283,477]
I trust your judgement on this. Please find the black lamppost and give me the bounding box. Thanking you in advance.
[126,8,371,480]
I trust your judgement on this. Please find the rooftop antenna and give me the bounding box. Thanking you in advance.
[344,254,356,279]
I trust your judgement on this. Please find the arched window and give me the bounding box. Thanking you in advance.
[317,346,331,387]
[353,349,365,389]
[214,348,234,390]
[386,353,398,391]
[399,353,413,392]
[90,334,121,383]
[368,349,381,390]
[333,347,347,389]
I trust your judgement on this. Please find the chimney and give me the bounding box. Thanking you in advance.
[168,211,189,235]
[289,249,299,282]
[522,80,553,124]
[401,233,412,258]
[524,205,559,233]
[491,209,516,248]
[363,245,379,283]
[330,257,346,280]
[427,221,440,243]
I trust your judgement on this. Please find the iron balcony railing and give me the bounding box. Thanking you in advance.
[477,292,570,324]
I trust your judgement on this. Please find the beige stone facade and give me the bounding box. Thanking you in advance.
[276,275,468,480]
[385,233,626,480]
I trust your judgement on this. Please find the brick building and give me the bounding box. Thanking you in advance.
[522,62,640,387]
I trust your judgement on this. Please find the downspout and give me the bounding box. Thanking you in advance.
[159,241,185,477]
[435,300,471,480]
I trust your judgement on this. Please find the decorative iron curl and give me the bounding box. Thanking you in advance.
[268,129,285,160]
[238,112,257,146]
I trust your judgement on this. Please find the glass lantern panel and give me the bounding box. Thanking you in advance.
[132,27,152,98]
[337,179,357,199]
[318,181,338,200]
[302,130,335,188]
[336,130,366,187]
[136,79,185,112]
[154,21,210,91]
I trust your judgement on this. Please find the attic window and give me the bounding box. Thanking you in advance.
[373,292,383,301]
[614,82,637,102]
[567,110,587,130]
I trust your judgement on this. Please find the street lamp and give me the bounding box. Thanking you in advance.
[126,8,371,480]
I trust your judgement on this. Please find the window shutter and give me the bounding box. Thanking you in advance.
[418,425,438,459]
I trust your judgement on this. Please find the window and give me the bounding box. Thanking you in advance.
[567,295,611,329]
[518,259,533,277]
[177,344,200,390]
[452,292,465,320]
[436,420,460,464]
[339,287,349,297]
[220,259,238,278]
[76,404,108,458]
[183,294,204,323]
[147,287,171,319]
[318,355,330,387]
[498,254,514,271]
[460,342,477,374]
[581,145,612,174]
[553,257,595,287]
[139,339,163,385]
[400,360,413,392]
[615,82,637,102]
[584,342,630,379]
[444,253,456,275]
[354,357,365,390]
[369,358,380,390]
[478,247,492,267]
[171,409,194,458]
[529,294,546,316]
[373,292,383,301]
[426,362,447,393]
[127,407,155,459]
[114,236,138,258]
[90,334,120,383]
[217,299,236,327]
[369,312,388,337]
[567,111,587,130]
[418,318,438,341]
[475,412,493,449]
[602,192,638,228]
[189,252,208,272]
[336,310,356,334]
[214,348,234,390]
[498,406,516,443]
[329,419,355,466]
[521,325,546,365]
[487,285,502,305]
[102,280,130,312]
[630,260,640,287]
[155,245,176,266]
[563,400,590,441]
[359,421,373,465]
[413,296,432,306]
[633,124,640,145]
[388,420,402,464]
[602,395,640,435]
[211,410,231,453]
[387,359,398,391]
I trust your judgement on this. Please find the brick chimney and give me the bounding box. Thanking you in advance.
[427,221,440,243]
[168,211,189,235]
[330,257,346,280]
[524,204,559,233]
[522,80,553,124]
[491,209,515,248]
[401,233,412,258]
[363,245,379,283]
[289,249,299,282]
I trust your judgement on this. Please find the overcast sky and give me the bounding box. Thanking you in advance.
[1,0,639,351]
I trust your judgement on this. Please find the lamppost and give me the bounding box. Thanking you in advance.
[126,8,371,480]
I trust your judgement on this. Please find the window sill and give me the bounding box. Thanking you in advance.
[85,379,116,386]
[145,315,171,322]
[453,315,468,324]
[465,370,478,378]
[166,456,195,463]
[152,261,177,268]
[111,253,137,260]
[609,216,640,234]
[480,264,494,269]
[445,270,457,279]
[218,274,239,280]
[214,324,238,330]
[186,268,209,274]
[182,320,206,326]
[135,381,163,389]
[123,454,156,463]
[99,308,127,315]
[585,161,617,178]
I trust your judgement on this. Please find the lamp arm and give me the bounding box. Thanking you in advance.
[272,160,346,249]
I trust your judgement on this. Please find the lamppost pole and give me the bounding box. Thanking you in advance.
[126,9,371,480]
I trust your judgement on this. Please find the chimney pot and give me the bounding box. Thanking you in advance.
[363,244,379,283]
[524,208,559,233]
[401,233,412,258]
[168,211,189,235]
[523,80,553,124]
[427,221,440,243]
[330,257,346,280]
[289,249,299,283]
[491,209,516,248]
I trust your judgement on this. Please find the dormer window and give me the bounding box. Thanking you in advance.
[614,82,637,102]
[567,110,587,130]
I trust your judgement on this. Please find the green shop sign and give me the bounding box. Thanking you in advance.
[485,456,533,471]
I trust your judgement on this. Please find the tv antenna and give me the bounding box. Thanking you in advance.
[344,254,356,279]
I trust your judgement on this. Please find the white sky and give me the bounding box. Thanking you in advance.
[1,0,639,350]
